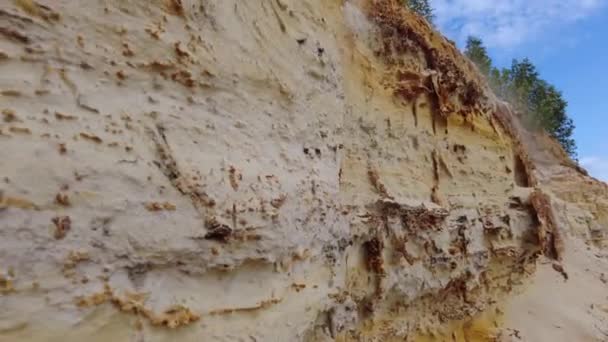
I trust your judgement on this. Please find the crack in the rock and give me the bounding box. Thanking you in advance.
[146,124,216,222]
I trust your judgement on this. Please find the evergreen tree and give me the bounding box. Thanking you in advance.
[461,36,578,158]
[465,36,492,76]
[403,0,435,24]
[527,80,577,157]
[489,67,511,100]
[507,58,578,158]
[509,58,539,113]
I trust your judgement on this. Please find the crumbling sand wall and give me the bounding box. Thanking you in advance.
[1,1,604,341]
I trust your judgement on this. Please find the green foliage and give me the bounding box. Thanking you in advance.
[399,0,577,158]
[526,79,577,157]
[465,36,492,76]
[402,0,435,24]
[508,58,539,114]
[464,37,578,158]
[488,67,511,100]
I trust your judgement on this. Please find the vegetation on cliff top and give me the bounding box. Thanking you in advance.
[402,0,434,24]
[465,37,577,158]
[401,1,577,158]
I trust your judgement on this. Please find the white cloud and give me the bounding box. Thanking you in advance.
[580,156,608,182]
[431,0,604,48]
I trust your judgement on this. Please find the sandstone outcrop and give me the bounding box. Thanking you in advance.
[1,0,606,341]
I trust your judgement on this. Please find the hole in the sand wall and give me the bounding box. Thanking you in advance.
[410,135,419,150]
[513,153,529,187]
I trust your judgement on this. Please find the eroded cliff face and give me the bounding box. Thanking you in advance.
[0,0,606,341]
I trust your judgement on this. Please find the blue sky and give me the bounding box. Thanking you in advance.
[430,0,608,182]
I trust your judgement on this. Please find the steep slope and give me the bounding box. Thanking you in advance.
[502,237,608,342]
[0,0,605,341]
[499,129,608,342]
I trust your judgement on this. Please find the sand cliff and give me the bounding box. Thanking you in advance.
[1,0,607,341]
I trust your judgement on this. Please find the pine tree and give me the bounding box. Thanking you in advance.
[527,79,577,157]
[461,36,578,158]
[508,59,578,158]
[465,36,492,76]
[403,0,435,24]
[509,58,540,114]
[489,67,511,100]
